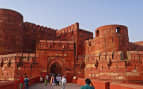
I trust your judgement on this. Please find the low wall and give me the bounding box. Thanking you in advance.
[110,83,143,89]
[0,77,40,89]
[76,78,143,89]
[0,81,19,89]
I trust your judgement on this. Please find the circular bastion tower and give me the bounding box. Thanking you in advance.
[0,9,24,54]
[95,24,129,52]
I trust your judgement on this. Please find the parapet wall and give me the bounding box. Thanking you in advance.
[56,22,79,41]
[56,23,79,36]
[24,22,56,33]
[129,42,143,51]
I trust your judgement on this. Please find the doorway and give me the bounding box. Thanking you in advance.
[50,62,62,74]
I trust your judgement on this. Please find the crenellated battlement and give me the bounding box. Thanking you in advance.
[24,22,57,32]
[0,53,35,58]
[56,22,79,36]
[23,22,57,52]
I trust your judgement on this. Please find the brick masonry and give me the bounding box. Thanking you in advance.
[0,8,143,85]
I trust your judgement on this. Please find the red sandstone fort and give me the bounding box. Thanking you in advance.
[0,8,143,85]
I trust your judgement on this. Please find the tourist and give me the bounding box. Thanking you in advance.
[80,78,95,89]
[53,74,58,86]
[56,74,61,86]
[50,75,54,86]
[19,75,24,89]
[40,75,43,83]
[61,75,67,89]
[48,74,51,83]
[24,75,29,89]
[46,74,49,83]
[44,74,49,86]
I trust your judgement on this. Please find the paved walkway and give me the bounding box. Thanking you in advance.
[30,83,81,89]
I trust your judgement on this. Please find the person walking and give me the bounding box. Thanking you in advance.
[61,75,67,89]
[50,75,54,85]
[44,74,48,86]
[40,75,43,83]
[80,78,95,89]
[56,74,61,86]
[24,75,29,89]
[19,75,24,89]
[54,75,58,86]
[49,75,55,88]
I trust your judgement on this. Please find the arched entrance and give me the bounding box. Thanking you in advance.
[50,62,62,74]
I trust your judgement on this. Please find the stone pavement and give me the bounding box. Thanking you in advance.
[30,83,81,89]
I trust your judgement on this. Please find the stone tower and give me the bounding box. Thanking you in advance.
[95,24,129,52]
[0,9,23,54]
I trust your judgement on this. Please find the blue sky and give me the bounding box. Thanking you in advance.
[0,0,143,42]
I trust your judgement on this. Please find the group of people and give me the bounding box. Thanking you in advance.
[18,73,95,89]
[40,73,67,89]
[19,75,29,89]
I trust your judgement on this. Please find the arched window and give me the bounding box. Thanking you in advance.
[116,27,121,33]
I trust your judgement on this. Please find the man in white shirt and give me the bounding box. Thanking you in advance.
[61,75,67,89]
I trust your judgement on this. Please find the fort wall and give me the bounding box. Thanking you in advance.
[78,29,93,55]
[1,8,143,85]
[0,53,40,80]
[23,22,57,52]
[129,41,143,51]
[84,51,143,82]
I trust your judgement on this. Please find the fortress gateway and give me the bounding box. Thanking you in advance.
[0,9,143,83]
